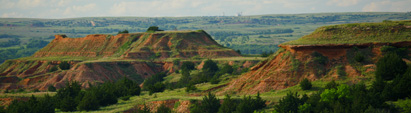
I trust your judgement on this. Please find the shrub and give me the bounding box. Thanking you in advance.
[275,92,305,113]
[148,82,166,95]
[325,80,338,89]
[48,85,56,92]
[218,95,237,113]
[118,30,129,34]
[59,61,70,70]
[181,61,195,71]
[375,53,407,80]
[300,78,312,90]
[146,26,163,32]
[236,93,266,113]
[120,96,130,101]
[185,84,197,92]
[49,66,58,72]
[354,53,365,62]
[77,91,99,111]
[156,104,171,113]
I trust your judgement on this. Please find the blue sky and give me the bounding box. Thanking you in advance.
[1,0,410,18]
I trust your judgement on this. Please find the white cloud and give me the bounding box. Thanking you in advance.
[362,0,411,12]
[17,0,43,8]
[327,0,359,7]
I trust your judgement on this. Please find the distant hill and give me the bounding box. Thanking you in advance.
[221,20,411,94]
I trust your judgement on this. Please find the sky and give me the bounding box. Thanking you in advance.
[0,0,410,19]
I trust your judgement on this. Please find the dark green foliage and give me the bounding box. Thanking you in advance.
[236,49,241,54]
[354,53,365,62]
[380,46,408,58]
[148,82,166,95]
[185,84,197,92]
[181,61,195,71]
[120,96,130,101]
[275,92,304,113]
[33,89,39,92]
[375,53,407,80]
[191,92,220,113]
[300,78,312,90]
[48,85,56,92]
[143,72,167,90]
[147,26,163,32]
[77,91,99,111]
[4,89,8,93]
[218,95,237,113]
[118,30,129,34]
[0,38,20,47]
[236,93,266,113]
[325,80,339,89]
[55,81,81,111]
[172,59,180,66]
[115,77,141,96]
[156,104,171,113]
[58,61,70,70]
[6,95,55,113]
[202,59,219,73]
[311,52,328,65]
[49,66,58,72]
[26,39,48,49]
[220,64,234,75]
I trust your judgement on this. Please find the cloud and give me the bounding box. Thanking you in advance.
[327,0,359,7]
[362,0,411,12]
[17,0,44,8]
[63,3,98,17]
[1,12,23,18]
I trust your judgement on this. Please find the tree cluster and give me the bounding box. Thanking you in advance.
[143,72,167,95]
[190,92,266,113]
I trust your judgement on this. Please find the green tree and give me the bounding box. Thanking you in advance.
[147,26,163,32]
[77,91,99,111]
[48,85,56,92]
[300,78,312,90]
[325,80,338,89]
[274,92,304,113]
[218,95,237,113]
[375,53,407,80]
[59,61,70,70]
[181,61,195,71]
[201,92,221,113]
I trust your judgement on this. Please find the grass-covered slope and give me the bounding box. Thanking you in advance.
[282,20,411,45]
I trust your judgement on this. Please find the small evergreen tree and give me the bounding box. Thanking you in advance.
[325,80,338,89]
[300,78,312,90]
[201,92,221,113]
[77,91,99,111]
[218,95,237,113]
[59,61,70,70]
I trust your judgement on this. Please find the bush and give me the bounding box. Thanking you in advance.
[354,53,365,62]
[118,30,129,34]
[148,82,166,95]
[275,92,305,113]
[49,66,58,72]
[146,26,163,32]
[181,61,195,71]
[156,104,171,113]
[77,91,99,111]
[185,84,197,92]
[120,96,130,101]
[300,78,312,90]
[325,80,338,89]
[198,92,221,113]
[375,53,407,80]
[236,93,266,113]
[218,95,237,113]
[48,85,56,92]
[59,61,70,70]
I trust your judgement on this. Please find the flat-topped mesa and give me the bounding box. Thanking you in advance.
[33,30,240,59]
[34,33,131,57]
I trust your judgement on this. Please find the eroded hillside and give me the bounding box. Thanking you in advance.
[221,21,411,94]
[0,30,247,90]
